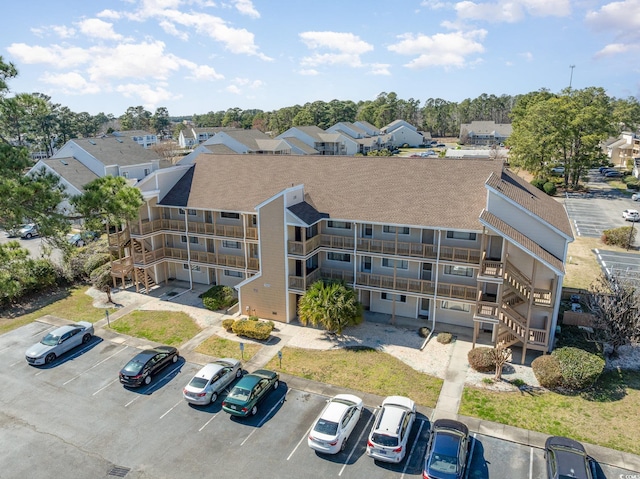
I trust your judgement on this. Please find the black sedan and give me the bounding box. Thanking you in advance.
[119,346,179,387]
[423,419,470,479]
[545,436,594,479]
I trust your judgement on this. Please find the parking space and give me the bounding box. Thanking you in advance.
[0,320,637,478]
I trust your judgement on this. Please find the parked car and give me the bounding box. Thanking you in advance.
[423,419,470,479]
[221,369,279,417]
[119,346,179,387]
[632,193,640,201]
[544,436,594,479]
[308,394,363,454]
[604,170,624,178]
[550,166,565,175]
[5,224,26,237]
[67,231,99,247]
[25,322,94,365]
[183,359,243,405]
[623,209,640,221]
[435,143,446,148]
[19,223,39,239]
[598,165,612,173]
[366,395,416,463]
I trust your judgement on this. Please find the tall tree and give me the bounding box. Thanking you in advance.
[298,280,363,335]
[150,107,170,135]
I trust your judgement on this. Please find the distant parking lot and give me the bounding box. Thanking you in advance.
[0,321,633,478]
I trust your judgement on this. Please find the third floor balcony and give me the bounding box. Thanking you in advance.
[129,218,258,240]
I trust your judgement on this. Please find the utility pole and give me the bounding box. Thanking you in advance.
[569,65,575,89]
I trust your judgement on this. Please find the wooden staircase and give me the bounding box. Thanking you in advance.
[135,268,156,293]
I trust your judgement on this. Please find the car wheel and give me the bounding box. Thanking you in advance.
[82,333,91,344]
[45,353,56,364]
[25,233,32,239]
[236,368,243,378]
[251,405,257,416]
[78,240,85,247]
[172,354,178,363]
[210,392,218,404]
[144,375,151,385]
[273,380,279,390]
[340,439,347,452]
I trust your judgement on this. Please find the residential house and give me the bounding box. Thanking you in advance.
[111,155,572,360]
[113,130,159,149]
[177,127,238,149]
[276,126,358,155]
[459,121,513,146]
[381,120,425,148]
[605,132,638,168]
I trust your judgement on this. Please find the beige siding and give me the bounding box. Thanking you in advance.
[238,195,288,322]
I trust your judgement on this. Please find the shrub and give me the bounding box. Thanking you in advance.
[552,347,605,390]
[532,355,562,388]
[202,285,237,311]
[624,176,640,190]
[418,327,431,338]
[530,178,547,191]
[222,319,235,331]
[602,226,636,248]
[248,315,259,321]
[231,318,274,340]
[543,182,557,196]
[467,347,496,372]
[437,332,453,344]
[510,378,526,388]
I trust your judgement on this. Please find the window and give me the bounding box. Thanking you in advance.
[383,225,410,235]
[121,171,129,179]
[382,258,408,269]
[441,301,471,312]
[144,168,150,176]
[363,224,373,237]
[181,236,199,244]
[446,231,477,241]
[306,223,318,238]
[182,264,201,272]
[221,212,240,219]
[327,221,351,229]
[381,293,407,302]
[444,265,474,277]
[222,240,241,249]
[224,270,243,278]
[178,208,195,215]
[327,252,350,262]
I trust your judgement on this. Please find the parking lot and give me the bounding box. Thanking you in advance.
[0,321,635,478]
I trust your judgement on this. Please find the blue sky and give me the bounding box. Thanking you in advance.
[1,0,638,117]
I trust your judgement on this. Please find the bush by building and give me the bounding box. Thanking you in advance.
[552,347,605,390]
[202,285,237,311]
[437,332,453,344]
[467,347,496,372]
[231,318,274,340]
[531,355,563,388]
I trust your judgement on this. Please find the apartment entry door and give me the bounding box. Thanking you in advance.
[419,298,430,319]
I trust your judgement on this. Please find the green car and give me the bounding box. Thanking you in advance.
[221,369,279,417]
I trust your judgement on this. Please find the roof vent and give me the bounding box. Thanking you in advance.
[88,139,96,145]
[59,159,68,166]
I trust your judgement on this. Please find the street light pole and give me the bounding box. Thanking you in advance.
[569,65,575,89]
[627,219,635,251]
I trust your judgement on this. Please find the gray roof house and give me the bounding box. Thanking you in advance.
[460,121,513,146]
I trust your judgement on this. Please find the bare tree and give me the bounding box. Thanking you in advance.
[491,343,512,380]
[586,271,640,358]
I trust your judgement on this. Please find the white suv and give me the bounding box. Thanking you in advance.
[366,396,416,463]
[623,209,640,222]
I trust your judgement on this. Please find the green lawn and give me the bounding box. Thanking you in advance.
[0,285,116,335]
[264,346,443,408]
[110,310,201,346]
[459,369,640,455]
[195,335,261,362]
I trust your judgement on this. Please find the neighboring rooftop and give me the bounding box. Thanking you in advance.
[42,157,99,192]
[70,136,161,166]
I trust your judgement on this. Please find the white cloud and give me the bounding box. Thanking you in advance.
[369,63,391,75]
[40,71,101,94]
[387,30,486,69]
[52,26,77,38]
[299,32,373,68]
[116,82,179,109]
[7,43,93,68]
[420,0,451,9]
[586,0,640,57]
[76,18,124,41]
[185,64,224,81]
[158,20,189,41]
[225,84,242,94]
[455,0,570,22]
[298,69,319,76]
[594,42,640,58]
[520,51,533,61]
[232,0,260,18]
[96,9,122,20]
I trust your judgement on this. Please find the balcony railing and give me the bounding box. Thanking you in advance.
[287,234,353,256]
[108,230,130,248]
[288,268,354,291]
[478,252,504,279]
[130,247,259,270]
[110,257,133,275]
[356,272,476,300]
[129,218,258,240]
[357,238,439,259]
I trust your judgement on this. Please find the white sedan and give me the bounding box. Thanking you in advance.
[623,209,640,222]
[25,322,94,365]
[308,394,363,454]
[183,359,243,405]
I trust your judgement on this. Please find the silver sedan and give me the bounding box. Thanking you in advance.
[25,322,94,365]
[183,358,243,405]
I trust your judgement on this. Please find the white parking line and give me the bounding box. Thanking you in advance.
[241,388,290,447]
[338,408,376,477]
[199,413,219,432]
[401,419,425,478]
[92,377,119,396]
[529,446,534,479]
[125,396,140,407]
[9,359,22,367]
[63,345,128,385]
[160,399,183,419]
[287,424,313,461]
[30,325,54,338]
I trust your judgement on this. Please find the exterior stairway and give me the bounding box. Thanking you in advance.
[135,267,156,293]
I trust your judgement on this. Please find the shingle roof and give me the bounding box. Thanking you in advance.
[159,154,505,229]
[480,210,565,273]
[290,126,325,141]
[71,136,160,166]
[486,169,573,238]
[281,137,319,154]
[210,129,273,151]
[158,166,194,207]
[42,157,99,192]
[288,201,330,225]
[203,144,238,155]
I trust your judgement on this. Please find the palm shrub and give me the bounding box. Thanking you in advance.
[552,347,605,390]
[467,347,496,372]
[202,285,237,311]
[298,280,363,335]
[531,355,562,388]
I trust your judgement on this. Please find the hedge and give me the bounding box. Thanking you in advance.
[468,347,496,372]
[222,318,235,331]
[231,319,274,340]
[202,285,237,311]
[552,347,605,390]
[602,226,636,249]
[531,355,562,388]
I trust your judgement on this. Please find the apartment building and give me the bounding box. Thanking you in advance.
[110,154,573,358]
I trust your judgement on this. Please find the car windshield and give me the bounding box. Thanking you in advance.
[429,434,460,474]
[371,433,399,447]
[40,333,61,346]
[188,377,209,389]
[313,418,339,436]
[228,387,251,401]
[122,360,145,374]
